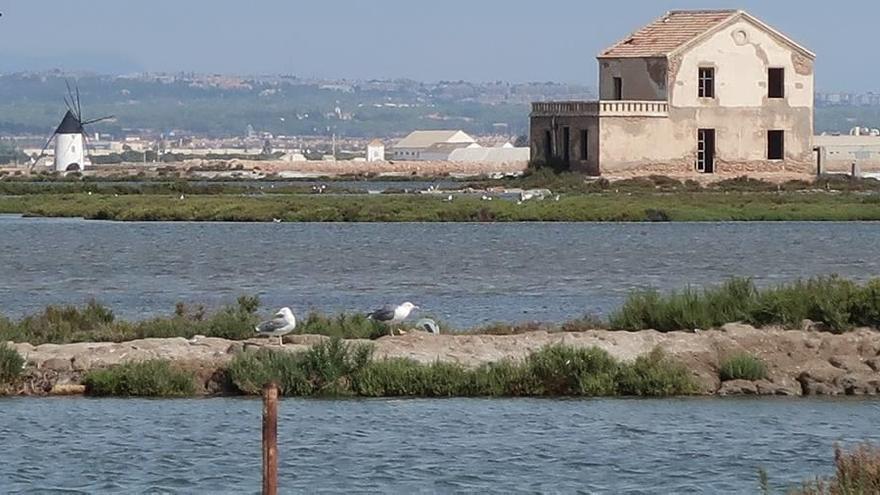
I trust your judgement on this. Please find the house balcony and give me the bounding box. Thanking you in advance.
[530,100,669,118]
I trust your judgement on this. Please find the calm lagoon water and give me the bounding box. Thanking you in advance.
[2,217,880,493]
[1,216,879,326]
[1,397,879,494]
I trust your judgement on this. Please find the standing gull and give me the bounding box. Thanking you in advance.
[255,307,297,346]
[367,302,419,336]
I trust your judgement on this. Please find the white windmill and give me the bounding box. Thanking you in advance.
[30,82,114,173]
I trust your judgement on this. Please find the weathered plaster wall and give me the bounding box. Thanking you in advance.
[598,111,813,174]
[669,18,814,165]
[530,115,600,175]
[599,58,668,101]
[598,117,683,171]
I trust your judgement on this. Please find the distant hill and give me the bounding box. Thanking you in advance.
[0,72,594,139]
[1,72,869,139]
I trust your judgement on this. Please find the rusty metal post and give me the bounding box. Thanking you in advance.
[262,382,279,495]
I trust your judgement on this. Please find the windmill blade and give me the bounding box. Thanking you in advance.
[63,96,76,116]
[64,79,80,120]
[82,115,115,126]
[82,131,94,162]
[28,133,56,171]
[75,84,82,122]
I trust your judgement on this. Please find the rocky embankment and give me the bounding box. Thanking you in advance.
[8,324,880,397]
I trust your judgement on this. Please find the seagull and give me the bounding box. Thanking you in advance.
[255,307,297,346]
[367,302,419,337]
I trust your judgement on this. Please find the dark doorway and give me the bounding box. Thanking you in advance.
[697,129,715,173]
[580,130,589,160]
[613,77,623,100]
[562,127,571,166]
[768,130,785,160]
[544,130,552,162]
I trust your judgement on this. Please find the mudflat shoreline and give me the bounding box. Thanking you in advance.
[6,324,880,398]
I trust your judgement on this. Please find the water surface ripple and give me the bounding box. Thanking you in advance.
[1,397,879,493]
[2,216,879,326]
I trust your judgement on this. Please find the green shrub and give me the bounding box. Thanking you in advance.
[474,359,538,396]
[616,348,696,396]
[0,296,262,345]
[228,342,697,398]
[610,277,880,333]
[228,338,374,396]
[610,278,757,332]
[524,345,619,396]
[719,354,768,382]
[353,359,476,397]
[226,348,312,396]
[10,300,116,344]
[0,342,24,385]
[83,360,195,397]
[299,312,387,340]
[791,443,880,495]
[300,338,373,394]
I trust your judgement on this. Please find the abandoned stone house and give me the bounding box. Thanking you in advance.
[530,9,815,175]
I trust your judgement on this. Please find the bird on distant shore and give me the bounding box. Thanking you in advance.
[255,307,297,346]
[367,302,419,336]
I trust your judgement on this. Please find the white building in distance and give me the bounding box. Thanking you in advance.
[392,130,476,160]
[366,139,385,162]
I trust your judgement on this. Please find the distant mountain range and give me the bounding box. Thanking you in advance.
[0,71,874,139]
[0,72,593,139]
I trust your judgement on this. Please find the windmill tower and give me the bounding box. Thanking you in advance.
[54,110,86,172]
[30,82,114,173]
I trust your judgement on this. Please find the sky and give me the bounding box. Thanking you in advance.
[0,0,873,91]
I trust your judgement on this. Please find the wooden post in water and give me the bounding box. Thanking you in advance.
[262,382,279,495]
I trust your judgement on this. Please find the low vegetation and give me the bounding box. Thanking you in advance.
[610,277,880,333]
[227,339,696,398]
[0,297,397,345]
[83,360,196,397]
[767,443,880,495]
[0,296,262,345]
[472,169,880,194]
[1,183,880,222]
[298,313,387,340]
[0,342,24,386]
[801,443,880,495]
[719,354,769,382]
[2,276,879,347]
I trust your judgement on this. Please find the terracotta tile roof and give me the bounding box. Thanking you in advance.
[600,10,738,58]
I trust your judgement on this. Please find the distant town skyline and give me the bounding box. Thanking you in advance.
[0,0,876,91]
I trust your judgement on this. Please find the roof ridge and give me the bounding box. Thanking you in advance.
[666,9,739,14]
[599,9,742,58]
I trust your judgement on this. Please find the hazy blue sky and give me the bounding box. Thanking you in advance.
[0,0,871,91]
